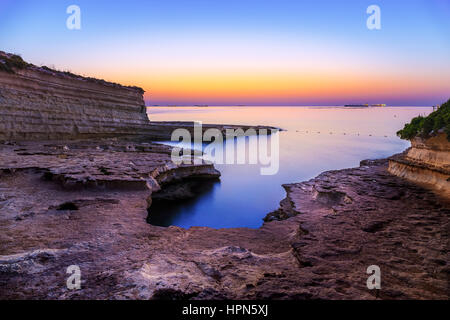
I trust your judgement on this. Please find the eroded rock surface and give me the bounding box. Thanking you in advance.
[266,159,449,299]
[0,51,151,140]
[1,144,448,300]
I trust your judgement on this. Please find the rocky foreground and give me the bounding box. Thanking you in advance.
[0,139,448,300]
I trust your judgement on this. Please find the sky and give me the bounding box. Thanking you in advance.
[0,0,449,106]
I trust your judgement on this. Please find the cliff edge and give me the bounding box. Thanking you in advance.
[391,99,450,198]
[0,51,278,141]
[0,51,151,140]
[388,134,450,198]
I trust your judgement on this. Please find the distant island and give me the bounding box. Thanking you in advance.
[344,104,386,107]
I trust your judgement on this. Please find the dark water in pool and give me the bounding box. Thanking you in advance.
[146,106,432,229]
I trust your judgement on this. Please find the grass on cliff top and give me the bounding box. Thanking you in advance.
[0,51,144,93]
[397,99,450,141]
[0,54,29,74]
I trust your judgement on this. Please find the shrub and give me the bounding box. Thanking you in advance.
[0,54,29,74]
[0,61,13,73]
[397,99,450,141]
[8,54,28,69]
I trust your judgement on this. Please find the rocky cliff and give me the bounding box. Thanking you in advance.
[388,133,450,198]
[0,51,152,141]
[0,52,279,142]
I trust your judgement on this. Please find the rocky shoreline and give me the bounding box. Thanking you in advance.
[1,51,448,300]
[1,139,448,299]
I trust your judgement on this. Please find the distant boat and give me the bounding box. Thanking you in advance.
[370,104,386,107]
[344,104,369,107]
[194,105,208,107]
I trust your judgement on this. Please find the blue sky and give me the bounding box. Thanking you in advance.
[1,0,449,105]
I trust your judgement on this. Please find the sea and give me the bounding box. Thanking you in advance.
[146,106,432,229]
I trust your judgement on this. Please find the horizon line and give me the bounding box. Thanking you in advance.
[145,104,434,107]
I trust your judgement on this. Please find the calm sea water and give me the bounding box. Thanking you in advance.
[147,106,432,229]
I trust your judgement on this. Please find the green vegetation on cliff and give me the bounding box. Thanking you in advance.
[0,51,144,93]
[0,54,28,74]
[397,99,450,141]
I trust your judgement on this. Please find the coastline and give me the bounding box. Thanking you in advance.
[1,52,448,300]
[1,139,448,299]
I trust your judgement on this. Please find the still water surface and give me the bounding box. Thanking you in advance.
[146,106,431,229]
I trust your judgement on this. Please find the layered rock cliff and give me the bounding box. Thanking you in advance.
[0,51,153,140]
[388,133,450,198]
[0,51,278,141]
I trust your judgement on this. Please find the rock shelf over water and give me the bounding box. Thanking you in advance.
[0,51,277,141]
[388,133,450,198]
[0,142,448,299]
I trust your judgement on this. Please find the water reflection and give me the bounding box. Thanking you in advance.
[146,106,432,229]
[147,178,220,227]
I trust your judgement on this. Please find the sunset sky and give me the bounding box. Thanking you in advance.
[1,0,449,106]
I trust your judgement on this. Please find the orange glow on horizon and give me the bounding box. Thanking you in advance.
[93,69,448,105]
